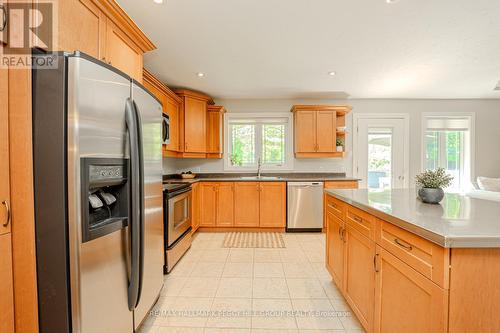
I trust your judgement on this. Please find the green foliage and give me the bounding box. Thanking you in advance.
[336,138,344,147]
[415,167,453,189]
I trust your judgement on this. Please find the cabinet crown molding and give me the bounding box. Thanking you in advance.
[92,0,156,52]
[291,104,352,115]
[143,68,182,103]
[174,89,215,104]
[207,105,226,113]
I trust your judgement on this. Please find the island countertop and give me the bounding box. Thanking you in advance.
[325,188,500,248]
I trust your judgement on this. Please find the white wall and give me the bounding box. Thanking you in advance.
[163,99,500,182]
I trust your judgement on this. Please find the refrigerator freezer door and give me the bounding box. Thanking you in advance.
[67,55,134,333]
[131,82,164,329]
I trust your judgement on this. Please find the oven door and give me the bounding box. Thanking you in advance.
[167,190,191,246]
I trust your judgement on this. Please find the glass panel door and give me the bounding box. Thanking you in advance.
[368,129,393,189]
[355,118,407,189]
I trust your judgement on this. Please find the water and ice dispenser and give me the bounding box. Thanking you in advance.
[81,158,129,242]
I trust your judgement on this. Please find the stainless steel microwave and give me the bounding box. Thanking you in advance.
[162,114,170,145]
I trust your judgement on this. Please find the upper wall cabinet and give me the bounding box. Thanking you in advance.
[174,89,214,158]
[143,69,182,155]
[206,105,226,159]
[291,105,352,158]
[58,0,155,82]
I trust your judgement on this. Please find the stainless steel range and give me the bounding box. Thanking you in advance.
[163,183,192,273]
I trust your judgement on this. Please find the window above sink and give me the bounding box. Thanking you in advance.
[224,113,294,171]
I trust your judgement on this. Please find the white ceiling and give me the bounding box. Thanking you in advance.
[118,0,500,99]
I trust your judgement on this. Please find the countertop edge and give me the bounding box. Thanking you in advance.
[164,177,360,184]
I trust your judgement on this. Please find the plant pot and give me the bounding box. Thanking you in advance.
[336,146,343,152]
[418,187,444,204]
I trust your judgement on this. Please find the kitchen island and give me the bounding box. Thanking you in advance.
[324,188,500,333]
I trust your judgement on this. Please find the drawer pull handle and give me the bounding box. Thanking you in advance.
[394,238,412,251]
[328,203,337,210]
[351,215,362,223]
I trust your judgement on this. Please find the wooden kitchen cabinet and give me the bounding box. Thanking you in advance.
[234,182,260,227]
[206,105,226,158]
[200,183,217,227]
[0,68,14,333]
[175,89,214,157]
[291,105,352,158]
[343,224,376,332]
[191,183,200,233]
[326,211,344,289]
[325,194,451,333]
[143,69,182,155]
[0,69,10,236]
[374,246,448,333]
[0,234,14,333]
[316,110,337,152]
[57,0,155,81]
[294,110,317,153]
[103,18,143,81]
[259,182,286,228]
[58,0,106,59]
[324,181,358,189]
[216,183,234,227]
[199,182,234,227]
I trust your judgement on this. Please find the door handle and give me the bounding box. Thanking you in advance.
[2,200,10,227]
[0,4,6,32]
[374,253,380,272]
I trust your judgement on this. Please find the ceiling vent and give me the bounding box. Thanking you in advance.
[495,81,500,91]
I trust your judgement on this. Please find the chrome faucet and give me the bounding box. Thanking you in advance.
[257,157,262,178]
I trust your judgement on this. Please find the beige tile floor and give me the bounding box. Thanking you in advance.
[139,232,364,333]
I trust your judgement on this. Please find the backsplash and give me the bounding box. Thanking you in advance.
[163,156,348,175]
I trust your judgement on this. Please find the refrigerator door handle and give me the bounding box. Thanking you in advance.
[132,99,145,308]
[125,97,141,311]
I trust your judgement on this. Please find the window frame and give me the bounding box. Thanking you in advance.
[224,113,294,171]
[421,112,475,192]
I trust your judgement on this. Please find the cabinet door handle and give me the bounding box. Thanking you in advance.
[374,253,380,272]
[351,214,362,223]
[2,200,11,227]
[328,203,337,210]
[341,228,346,243]
[338,226,342,240]
[0,4,7,32]
[394,238,412,251]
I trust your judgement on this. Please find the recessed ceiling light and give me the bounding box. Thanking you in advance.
[386,0,400,3]
[196,72,205,78]
[153,0,163,4]
[328,71,336,76]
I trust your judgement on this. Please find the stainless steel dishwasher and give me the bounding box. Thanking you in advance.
[287,182,324,231]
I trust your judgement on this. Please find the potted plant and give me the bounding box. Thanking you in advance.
[336,138,344,152]
[415,168,453,204]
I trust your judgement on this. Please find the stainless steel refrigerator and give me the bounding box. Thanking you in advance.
[33,51,164,332]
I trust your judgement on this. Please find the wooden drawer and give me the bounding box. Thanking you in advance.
[346,205,376,240]
[324,180,358,189]
[325,195,346,219]
[376,220,449,288]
